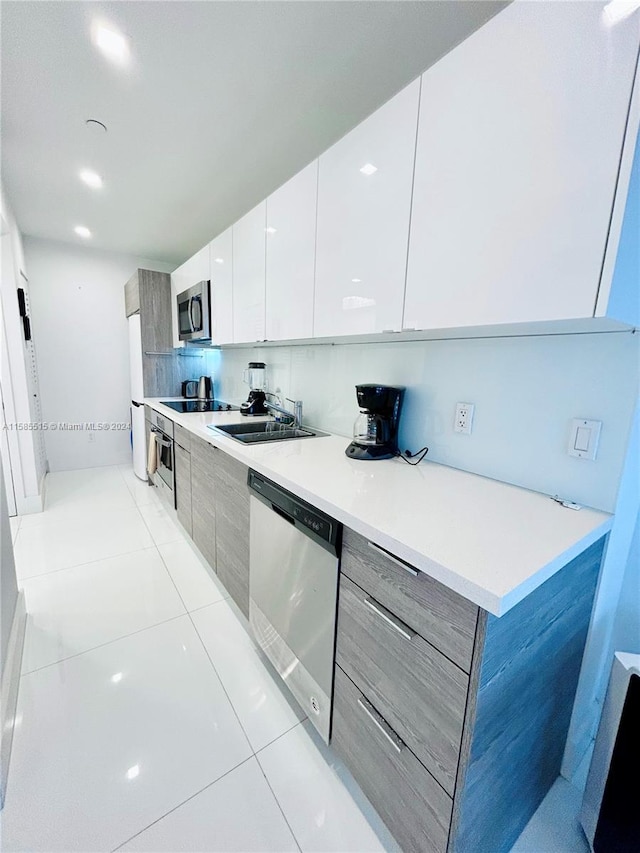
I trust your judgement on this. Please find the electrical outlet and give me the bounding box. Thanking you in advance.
[454,402,474,435]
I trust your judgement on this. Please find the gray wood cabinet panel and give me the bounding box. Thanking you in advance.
[124,272,140,317]
[341,528,478,672]
[332,665,452,853]
[450,537,606,853]
[174,423,192,453]
[214,452,250,618]
[174,443,192,537]
[190,435,218,571]
[125,269,179,398]
[336,574,467,796]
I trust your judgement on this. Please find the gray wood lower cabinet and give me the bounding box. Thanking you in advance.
[185,432,250,617]
[332,530,607,853]
[332,665,452,853]
[341,528,478,672]
[214,452,250,618]
[174,443,192,536]
[190,435,217,571]
[336,574,467,795]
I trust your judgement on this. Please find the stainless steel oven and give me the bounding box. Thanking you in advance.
[177,281,211,342]
[149,409,175,507]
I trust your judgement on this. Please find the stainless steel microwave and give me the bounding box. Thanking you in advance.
[177,281,211,342]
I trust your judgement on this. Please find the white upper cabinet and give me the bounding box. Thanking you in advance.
[404,2,640,332]
[265,161,318,341]
[209,228,233,345]
[233,201,266,344]
[313,79,420,337]
[170,245,210,348]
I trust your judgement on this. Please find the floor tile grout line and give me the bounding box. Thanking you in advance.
[16,544,159,585]
[255,749,303,853]
[187,595,231,614]
[254,717,307,755]
[20,611,188,678]
[109,754,257,853]
[186,606,256,754]
[16,495,143,529]
[153,544,257,757]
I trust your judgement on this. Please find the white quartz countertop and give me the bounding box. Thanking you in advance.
[145,398,612,617]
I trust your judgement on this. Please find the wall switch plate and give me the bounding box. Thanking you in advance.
[568,418,601,460]
[454,402,474,435]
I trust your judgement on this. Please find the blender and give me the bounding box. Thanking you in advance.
[240,362,269,416]
[346,384,404,460]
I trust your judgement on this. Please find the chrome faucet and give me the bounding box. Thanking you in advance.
[265,395,303,428]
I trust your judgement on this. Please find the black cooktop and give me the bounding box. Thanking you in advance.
[160,399,240,413]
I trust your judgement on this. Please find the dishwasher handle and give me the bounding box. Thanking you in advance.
[272,504,295,525]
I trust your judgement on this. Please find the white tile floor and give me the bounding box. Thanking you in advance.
[2,465,397,853]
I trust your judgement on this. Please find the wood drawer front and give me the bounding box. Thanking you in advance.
[174,423,191,453]
[332,665,452,853]
[174,444,192,537]
[215,451,250,617]
[336,574,468,796]
[190,436,217,570]
[341,527,478,671]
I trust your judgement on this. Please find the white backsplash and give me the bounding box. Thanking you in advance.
[199,332,639,514]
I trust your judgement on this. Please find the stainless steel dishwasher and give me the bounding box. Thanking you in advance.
[248,470,341,743]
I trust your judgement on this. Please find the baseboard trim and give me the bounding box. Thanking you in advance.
[15,491,43,515]
[1,590,26,808]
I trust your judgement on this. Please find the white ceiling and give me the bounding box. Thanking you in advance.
[1,1,508,266]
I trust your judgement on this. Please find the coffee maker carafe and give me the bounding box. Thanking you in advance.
[240,362,269,416]
[346,384,404,460]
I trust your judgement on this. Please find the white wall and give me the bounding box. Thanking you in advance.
[217,330,639,514]
[24,237,173,472]
[0,184,44,513]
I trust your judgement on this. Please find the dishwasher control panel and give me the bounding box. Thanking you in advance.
[248,469,340,554]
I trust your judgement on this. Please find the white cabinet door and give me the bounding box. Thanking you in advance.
[266,161,318,341]
[314,79,420,337]
[233,201,266,343]
[209,228,233,344]
[404,2,640,331]
[170,246,210,347]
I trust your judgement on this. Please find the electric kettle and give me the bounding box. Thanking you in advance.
[197,376,213,400]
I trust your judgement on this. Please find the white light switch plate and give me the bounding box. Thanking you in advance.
[568,419,602,460]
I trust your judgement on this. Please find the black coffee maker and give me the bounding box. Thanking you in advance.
[345,384,404,460]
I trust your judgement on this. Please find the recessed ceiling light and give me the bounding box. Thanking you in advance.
[265,226,277,234]
[359,163,378,176]
[126,764,140,780]
[214,258,224,264]
[92,22,130,66]
[79,169,103,189]
[74,225,92,239]
[351,278,362,283]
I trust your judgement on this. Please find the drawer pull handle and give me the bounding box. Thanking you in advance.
[367,541,419,577]
[357,696,404,753]
[364,596,415,641]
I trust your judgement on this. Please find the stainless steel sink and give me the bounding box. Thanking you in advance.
[208,421,325,444]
